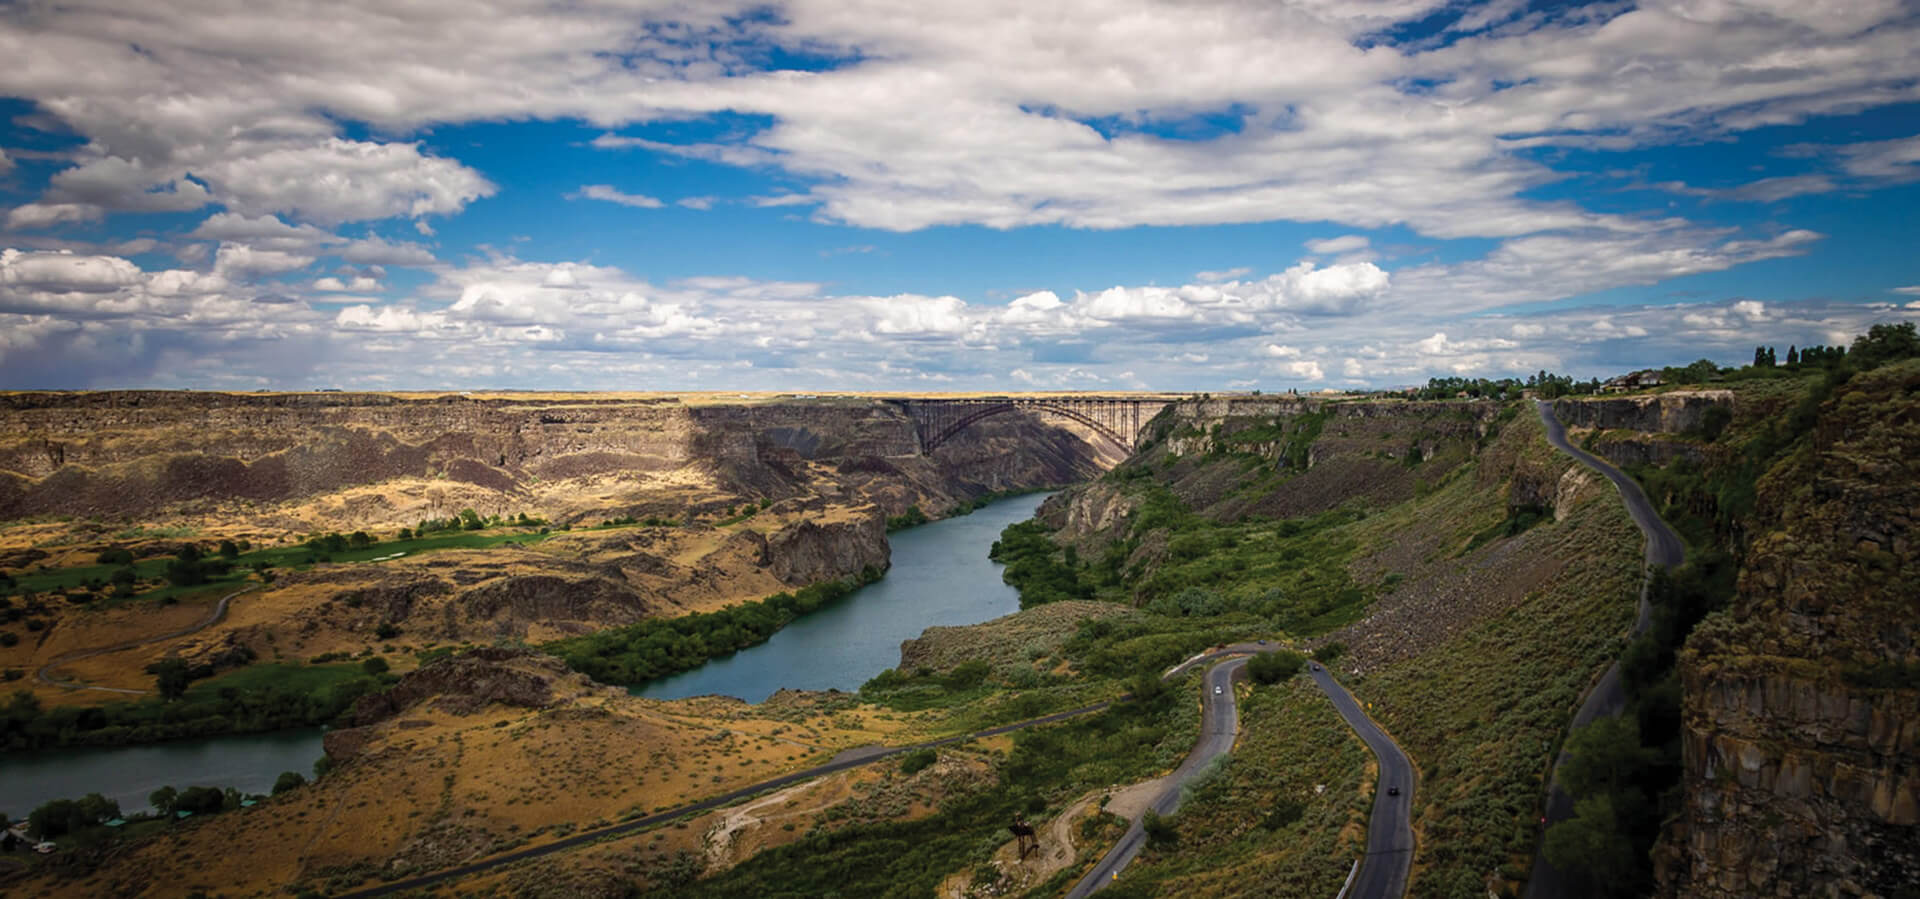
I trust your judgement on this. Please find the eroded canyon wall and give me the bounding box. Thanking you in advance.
[0,392,1109,525]
[1659,362,1919,897]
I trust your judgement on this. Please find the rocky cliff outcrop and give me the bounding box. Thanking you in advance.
[1039,479,1141,550]
[0,391,1114,654]
[760,512,889,585]
[1551,391,1733,472]
[0,392,1105,526]
[1552,390,1734,433]
[458,574,657,630]
[1661,362,1919,897]
[1046,397,1506,533]
[326,647,569,759]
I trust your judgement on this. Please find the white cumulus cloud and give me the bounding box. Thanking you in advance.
[0,249,143,293]
[572,185,666,209]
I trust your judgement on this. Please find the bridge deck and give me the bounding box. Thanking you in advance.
[890,397,1172,452]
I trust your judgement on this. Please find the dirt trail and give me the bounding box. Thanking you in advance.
[939,791,1101,898]
[702,775,853,868]
[34,585,257,694]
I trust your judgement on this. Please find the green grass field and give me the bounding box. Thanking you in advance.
[182,662,370,701]
[7,528,555,603]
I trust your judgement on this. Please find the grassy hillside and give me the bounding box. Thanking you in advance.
[978,399,1643,898]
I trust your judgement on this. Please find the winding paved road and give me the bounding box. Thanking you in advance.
[342,644,1281,898]
[1311,665,1414,899]
[34,585,258,695]
[342,696,1124,898]
[1524,399,1685,899]
[1067,656,1249,898]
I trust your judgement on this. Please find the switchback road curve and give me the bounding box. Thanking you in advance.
[1066,656,1249,898]
[1311,665,1414,899]
[343,646,1267,898]
[1524,399,1686,899]
[1070,648,1415,899]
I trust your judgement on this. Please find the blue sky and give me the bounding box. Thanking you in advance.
[1,0,1917,391]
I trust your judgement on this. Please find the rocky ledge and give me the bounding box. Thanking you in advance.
[325,648,568,760]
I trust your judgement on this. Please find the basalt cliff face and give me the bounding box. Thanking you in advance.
[0,392,1106,526]
[1552,390,1734,470]
[0,392,1119,653]
[1045,396,1510,547]
[1659,362,1920,897]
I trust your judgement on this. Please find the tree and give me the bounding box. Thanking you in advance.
[1544,793,1640,896]
[1247,650,1306,684]
[347,531,373,549]
[151,658,192,700]
[1786,345,1799,365]
[1560,716,1658,800]
[1126,672,1167,703]
[272,771,308,795]
[1850,321,1920,370]
[459,508,484,531]
[217,540,239,559]
[27,793,119,838]
[1141,810,1178,847]
[165,547,209,587]
[362,657,389,675]
[149,785,178,815]
[172,786,224,815]
[899,748,937,775]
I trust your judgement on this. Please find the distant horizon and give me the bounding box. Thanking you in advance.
[3,329,1897,396]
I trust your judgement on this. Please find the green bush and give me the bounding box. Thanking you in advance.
[989,520,1092,607]
[885,506,930,531]
[1142,809,1178,847]
[899,748,937,775]
[546,568,884,686]
[1247,650,1306,684]
[28,793,119,838]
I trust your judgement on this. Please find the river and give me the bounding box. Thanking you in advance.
[634,491,1049,703]
[0,728,326,819]
[0,491,1047,818]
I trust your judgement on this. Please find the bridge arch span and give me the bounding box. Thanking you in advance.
[893,397,1170,453]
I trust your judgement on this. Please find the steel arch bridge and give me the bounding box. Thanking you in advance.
[889,397,1170,453]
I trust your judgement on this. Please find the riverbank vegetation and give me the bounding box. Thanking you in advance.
[1,662,389,751]
[544,566,883,686]
[888,486,1057,533]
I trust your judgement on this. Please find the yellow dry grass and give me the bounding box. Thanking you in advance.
[18,655,938,898]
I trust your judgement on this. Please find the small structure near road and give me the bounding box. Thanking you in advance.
[1009,816,1038,859]
[1602,370,1663,392]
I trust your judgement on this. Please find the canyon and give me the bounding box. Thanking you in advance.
[0,392,1122,700]
[3,371,1914,899]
